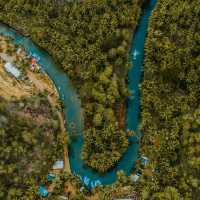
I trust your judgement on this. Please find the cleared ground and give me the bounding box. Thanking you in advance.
[0,35,71,175]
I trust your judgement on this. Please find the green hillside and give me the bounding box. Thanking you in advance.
[0,0,143,172]
[139,0,200,199]
[0,94,62,199]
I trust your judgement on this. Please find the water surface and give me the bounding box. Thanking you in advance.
[0,0,156,188]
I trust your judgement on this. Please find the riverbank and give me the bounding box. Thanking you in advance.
[0,36,57,100]
[0,0,157,193]
[0,0,145,173]
[0,35,70,173]
[140,0,200,198]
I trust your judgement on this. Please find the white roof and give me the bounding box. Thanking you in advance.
[4,62,21,78]
[16,48,22,55]
[131,174,140,182]
[59,196,68,200]
[52,160,64,170]
[141,156,149,160]
[141,156,149,166]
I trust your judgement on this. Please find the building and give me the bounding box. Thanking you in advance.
[130,174,140,182]
[52,160,64,170]
[4,62,21,79]
[141,156,149,166]
[130,170,142,183]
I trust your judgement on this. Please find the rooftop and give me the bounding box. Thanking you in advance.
[38,185,49,197]
[52,160,64,170]
[4,62,21,78]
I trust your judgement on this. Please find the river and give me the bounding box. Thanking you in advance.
[0,0,157,189]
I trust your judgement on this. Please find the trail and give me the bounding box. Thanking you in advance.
[48,95,71,173]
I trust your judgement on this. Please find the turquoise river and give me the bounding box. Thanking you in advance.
[0,0,157,189]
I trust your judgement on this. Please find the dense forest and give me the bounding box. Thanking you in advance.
[0,94,62,199]
[0,0,199,199]
[0,0,144,172]
[138,0,200,199]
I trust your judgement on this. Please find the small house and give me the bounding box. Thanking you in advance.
[141,156,149,166]
[4,62,21,79]
[59,195,68,200]
[31,58,37,66]
[131,170,142,183]
[52,160,64,170]
[131,174,140,182]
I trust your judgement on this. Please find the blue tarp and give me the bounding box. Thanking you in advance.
[38,186,48,197]
[47,173,56,182]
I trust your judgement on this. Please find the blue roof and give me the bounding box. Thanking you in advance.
[38,185,49,197]
[47,173,56,182]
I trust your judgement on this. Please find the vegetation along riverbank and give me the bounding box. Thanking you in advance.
[139,0,200,199]
[0,0,145,172]
[0,35,70,199]
[0,0,199,199]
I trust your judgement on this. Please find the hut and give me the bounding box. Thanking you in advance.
[4,62,21,79]
[131,170,142,183]
[131,174,140,182]
[141,156,149,166]
[52,160,64,170]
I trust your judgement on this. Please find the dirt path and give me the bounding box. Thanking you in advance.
[28,71,71,173]
[118,99,126,129]
[48,96,71,173]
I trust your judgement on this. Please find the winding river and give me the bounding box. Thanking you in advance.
[0,0,156,189]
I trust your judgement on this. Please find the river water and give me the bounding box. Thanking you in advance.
[0,0,156,189]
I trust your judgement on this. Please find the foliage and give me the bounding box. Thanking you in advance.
[82,123,128,172]
[0,0,143,171]
[0,94,62,199]
[0,0,198,199]
[139,0,200,199]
